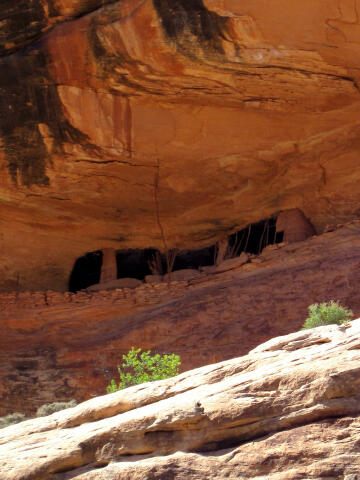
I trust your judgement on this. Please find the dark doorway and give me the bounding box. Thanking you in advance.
[68,251,103,292]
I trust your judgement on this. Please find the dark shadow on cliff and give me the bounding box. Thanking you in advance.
[153,0,229,59]
[0,43,94,186]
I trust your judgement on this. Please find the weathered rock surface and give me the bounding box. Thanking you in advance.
[1,0,360,291]
[2,319,360,479]
[276,208,316,243]
[2,222,360,416]
[87,277,143,291]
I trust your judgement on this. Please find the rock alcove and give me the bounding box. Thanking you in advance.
[68,209,314,292]
[1,0,360,294]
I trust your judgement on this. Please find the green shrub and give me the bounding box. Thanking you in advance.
[36,399,77,417]
[302,301,353,330]
[0,412,27,429]
[106,347,181,393]
[0,400,77,428]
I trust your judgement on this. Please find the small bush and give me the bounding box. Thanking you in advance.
[106,347,181,393]
[0,413,27,429]
[302,301,353,330]
[36,399,77,417]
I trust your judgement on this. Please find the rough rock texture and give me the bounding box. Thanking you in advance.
[2,320,360,479]
[88,277,143,291]
[276,208,316,243]
[1,222,360,416]
[1,0,360,291]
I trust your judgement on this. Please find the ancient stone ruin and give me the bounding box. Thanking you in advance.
[1,0,360,476]
[67,209,318,292]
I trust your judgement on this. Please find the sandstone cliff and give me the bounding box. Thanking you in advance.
[1,0,360,291]
[1,319,360,479]
[1,222,360,416]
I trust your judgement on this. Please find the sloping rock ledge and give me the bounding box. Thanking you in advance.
[2,320,360,479]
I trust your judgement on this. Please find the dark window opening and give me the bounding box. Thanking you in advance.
[68,251,103,293]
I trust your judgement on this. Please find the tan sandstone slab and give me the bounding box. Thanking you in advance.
[1,319,360,479]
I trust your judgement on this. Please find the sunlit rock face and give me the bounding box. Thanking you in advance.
[1,0,360,291]
[2,319,360,479]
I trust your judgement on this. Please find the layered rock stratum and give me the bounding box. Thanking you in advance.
[1,222,360,416]
[1,0,360,291]
[2,319,360,479]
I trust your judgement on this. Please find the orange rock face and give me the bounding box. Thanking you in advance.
[1,0,360,291]
[1,224,360,416]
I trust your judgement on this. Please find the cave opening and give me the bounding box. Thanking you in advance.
[68,250,103,293]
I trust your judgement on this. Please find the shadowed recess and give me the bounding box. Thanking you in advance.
[69,251,103,292]
[116,248,158,280]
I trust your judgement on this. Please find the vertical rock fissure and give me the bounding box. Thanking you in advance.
[154,158,173,277]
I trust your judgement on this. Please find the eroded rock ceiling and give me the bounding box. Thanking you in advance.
[1,0,360,291]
